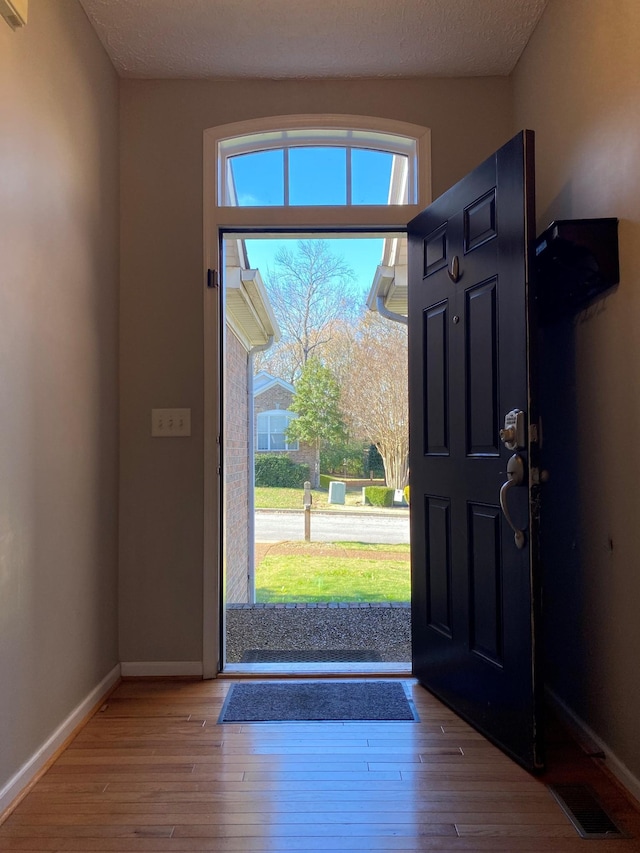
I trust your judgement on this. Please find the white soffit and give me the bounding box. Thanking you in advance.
[367,264,408,317]
[78,0,548,79]
[226,268,280,350]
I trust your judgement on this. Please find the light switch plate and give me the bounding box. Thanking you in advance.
[151,408,191,437]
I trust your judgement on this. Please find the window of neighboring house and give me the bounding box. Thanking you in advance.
[256,411,299,452]
[219,127,416,207]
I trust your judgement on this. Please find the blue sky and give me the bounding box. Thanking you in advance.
[244,237,384,300]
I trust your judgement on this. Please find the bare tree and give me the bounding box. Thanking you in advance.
[254,241,358,382]
[318,317,359,389]
[342,312,409,490]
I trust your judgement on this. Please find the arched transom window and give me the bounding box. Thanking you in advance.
[218,126,420,208]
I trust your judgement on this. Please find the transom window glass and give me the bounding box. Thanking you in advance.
[289,147,347,206]
[257,411,299,452]
[219,127,416,207]
[231,150,284,206]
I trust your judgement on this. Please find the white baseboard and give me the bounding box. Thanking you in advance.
[0,663,121,817]
[547,687,640,804]
[120,661,203,677]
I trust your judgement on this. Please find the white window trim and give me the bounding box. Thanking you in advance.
[203,114,431,678]
[256,410,299,452]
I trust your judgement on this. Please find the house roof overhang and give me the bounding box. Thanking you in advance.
[253,372,295,397]
[366,158,408,320]
[225,267,281,350]
[366,262,407,318]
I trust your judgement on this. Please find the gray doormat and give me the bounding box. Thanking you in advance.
[241,649,383,663]
[218,681,418,722]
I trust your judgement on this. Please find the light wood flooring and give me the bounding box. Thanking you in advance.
[2,677,640,852]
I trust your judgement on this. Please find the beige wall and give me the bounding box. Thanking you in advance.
[118,76,513,664]
[514,0,640,781]
[0,0,119,792]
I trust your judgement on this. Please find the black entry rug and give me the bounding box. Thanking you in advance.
[218,681,418,723]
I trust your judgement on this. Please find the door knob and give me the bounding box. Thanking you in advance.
[500,454,526,550]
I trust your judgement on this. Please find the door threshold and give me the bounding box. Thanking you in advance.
[221,662,412,679]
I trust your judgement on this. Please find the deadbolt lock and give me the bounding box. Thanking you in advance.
[500,409,526,451]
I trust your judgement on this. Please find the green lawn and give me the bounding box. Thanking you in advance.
[255,544,410,603]
[255,486,362,510]
[333,541,409,553]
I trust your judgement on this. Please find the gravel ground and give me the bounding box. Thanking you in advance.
[225,603,411,663]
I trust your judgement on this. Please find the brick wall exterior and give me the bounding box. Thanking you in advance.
[225,329,250,604]
[254,383,318,485]
[254,383,293,415]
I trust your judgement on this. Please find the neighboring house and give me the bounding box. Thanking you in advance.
[3,0,640,817]
[224,244,280,605]
[253,372,318,484]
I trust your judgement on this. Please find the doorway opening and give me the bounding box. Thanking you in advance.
[202,114,431,678]
[220,231,411,675]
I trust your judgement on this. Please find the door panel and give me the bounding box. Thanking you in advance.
[424,302,450,455]
[408,131,543,771]
[465,278,499,456]
[425,496,452,637]
[468,503,503,665]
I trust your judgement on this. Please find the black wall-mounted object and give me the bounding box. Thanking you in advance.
[535,218,619,323]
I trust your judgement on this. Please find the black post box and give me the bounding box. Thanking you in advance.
[535,218,619,323]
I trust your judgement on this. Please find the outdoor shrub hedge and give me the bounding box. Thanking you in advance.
[366,444,385,478]
[319,474,334,490]
[255,455,310,488]
[320,443,367,477]
[363,486,395,507]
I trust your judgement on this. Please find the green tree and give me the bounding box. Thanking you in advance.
[287,358,346,486]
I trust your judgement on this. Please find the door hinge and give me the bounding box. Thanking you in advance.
[207,269,219,289]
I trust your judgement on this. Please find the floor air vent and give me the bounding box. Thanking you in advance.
[549,784,626,839]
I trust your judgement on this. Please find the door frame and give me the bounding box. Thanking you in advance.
[202,115,431,677]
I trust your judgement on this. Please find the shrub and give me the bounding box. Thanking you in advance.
[319,473,334,490]
[320,443,367,477]
[363,486,395,507]
[255,455,310,488]
[366,444,385,478]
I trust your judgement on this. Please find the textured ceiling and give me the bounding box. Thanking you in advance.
[78,0,548,79]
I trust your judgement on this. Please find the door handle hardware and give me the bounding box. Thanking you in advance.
[500,454,526,550]
[447,255,461,283]
[500,409,526,450]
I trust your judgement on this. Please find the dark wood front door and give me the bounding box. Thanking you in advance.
[408,131,543,771]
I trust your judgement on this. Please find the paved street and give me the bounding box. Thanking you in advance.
[255,510,410,545]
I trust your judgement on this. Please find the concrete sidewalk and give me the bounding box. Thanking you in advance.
[255,506,409,518]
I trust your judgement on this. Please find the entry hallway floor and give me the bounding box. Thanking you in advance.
[2,677,640,852]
